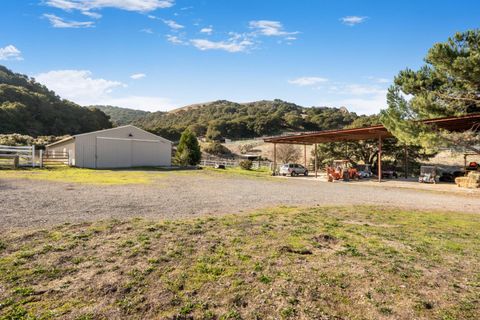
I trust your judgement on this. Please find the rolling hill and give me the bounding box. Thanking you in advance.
[134,99,359,141]
[0,65,111,136]
[91,105,151,126]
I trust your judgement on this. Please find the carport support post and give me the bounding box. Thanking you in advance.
[273,143,277,176]
[304,144,307,168]
[314,144,318,178]
[378,136,382,182]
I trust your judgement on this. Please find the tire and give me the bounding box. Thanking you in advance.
[304,171,308,176]
[291,171,297,177]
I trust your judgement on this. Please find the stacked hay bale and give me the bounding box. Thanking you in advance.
[455,171,480,188]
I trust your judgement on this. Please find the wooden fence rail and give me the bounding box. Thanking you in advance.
[0,145,36,167]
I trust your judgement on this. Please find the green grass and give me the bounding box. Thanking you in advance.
[0,167,153,185]
[0,206,479,319]
[201,166,272,178]
[0,166,272,185]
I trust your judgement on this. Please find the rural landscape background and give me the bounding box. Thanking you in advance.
[1,1,480,319]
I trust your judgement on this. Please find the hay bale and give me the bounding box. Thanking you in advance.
[456,174,480,188]
[468,171,480,182]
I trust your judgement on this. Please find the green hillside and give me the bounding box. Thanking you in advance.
[91,105,150,126]
[135,99,359,141]
[0,65,111,136]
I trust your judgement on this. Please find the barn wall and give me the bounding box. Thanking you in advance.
[74,126,171,168]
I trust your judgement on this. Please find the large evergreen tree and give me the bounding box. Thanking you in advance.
[380,30,480,154]
[175,129,201,166]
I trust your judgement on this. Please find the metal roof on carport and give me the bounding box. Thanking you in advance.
[263,113,480,145]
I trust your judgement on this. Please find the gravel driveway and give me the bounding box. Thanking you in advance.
[1,172,479,229]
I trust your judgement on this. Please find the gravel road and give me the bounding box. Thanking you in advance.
[1,172,479,229]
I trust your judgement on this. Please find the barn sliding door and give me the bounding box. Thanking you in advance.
[96,137,132,168]
[95,137,162,168]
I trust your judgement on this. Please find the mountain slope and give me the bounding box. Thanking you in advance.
[91,105,151,126]
[0,65,111,136]
[135,99,359,141]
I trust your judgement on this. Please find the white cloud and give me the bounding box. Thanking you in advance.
[322,95,386,115]
[130,73,146,80]
[98,96,173,111]
[35,70,125,105]
[289,77,328,86]
[140,28,154,34]
[45,0,174,13]
[81,11,102,19]
[249,20,298,36]
[166,35,186,45]
[0,45,23,61]
[43,14,94,28]
[321,83,388,114]
[35,69,171,111]
[200,26,213,35]
[190,37,254,53]
[162,19,184,30]
[340,16,368,26]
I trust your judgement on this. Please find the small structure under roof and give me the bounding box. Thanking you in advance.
[264,113,480,181]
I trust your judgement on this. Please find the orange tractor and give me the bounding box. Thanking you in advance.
[326,160,359,182]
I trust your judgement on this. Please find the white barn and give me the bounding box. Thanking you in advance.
[46,125,172,168]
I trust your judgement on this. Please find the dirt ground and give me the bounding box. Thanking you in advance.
[1,171,479,229]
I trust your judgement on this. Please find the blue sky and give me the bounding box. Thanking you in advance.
[1,0,479,114]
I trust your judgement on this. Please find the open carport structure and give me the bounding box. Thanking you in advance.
[264,113,480,182]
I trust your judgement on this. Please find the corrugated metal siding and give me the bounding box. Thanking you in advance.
[73,126,171,168]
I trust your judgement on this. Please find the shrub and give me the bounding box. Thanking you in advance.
[174,129,201,166]
[239,160,253,170]
[202,142,232,156]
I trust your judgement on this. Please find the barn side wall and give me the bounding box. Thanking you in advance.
[74,126,171,168]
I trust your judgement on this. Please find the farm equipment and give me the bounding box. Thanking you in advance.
[418,166,437,184]
[357,164,373,179]
[326,160,359,182]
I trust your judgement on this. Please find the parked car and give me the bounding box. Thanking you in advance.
[279,163,308,176]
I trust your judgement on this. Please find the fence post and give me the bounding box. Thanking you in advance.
[32,145,36,168]
[39,150,43,168]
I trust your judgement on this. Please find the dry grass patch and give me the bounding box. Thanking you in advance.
[0,206,479,319]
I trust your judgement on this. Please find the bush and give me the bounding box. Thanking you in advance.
[174,129,201,166]
[202,142,232,156]
[239,160,253,170]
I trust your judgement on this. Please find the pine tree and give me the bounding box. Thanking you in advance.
[380,30,480,154]
[175,129,201,166]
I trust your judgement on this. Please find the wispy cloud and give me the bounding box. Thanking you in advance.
[130,73,146,80]
[166,35,186,45]
[249,20,298,37]
[44,0,174,27]
[190,33,254,53]
[35,70,125,105]
[43,14,94,28]
[340,16,368,26]
[81,10,102,19]
[200,26,213,35]
[140,28,154,34]
[162,19,184,30]
[45,0,174,13]
[289,77,328,86]
[0,45,23,61]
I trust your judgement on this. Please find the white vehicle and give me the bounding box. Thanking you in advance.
[279,163,309,176]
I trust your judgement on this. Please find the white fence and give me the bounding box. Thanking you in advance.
[0,145,37,167]
[200,158,272,170]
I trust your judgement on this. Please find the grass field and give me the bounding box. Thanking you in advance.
[0,206,479,319]
[0,166,272,185]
